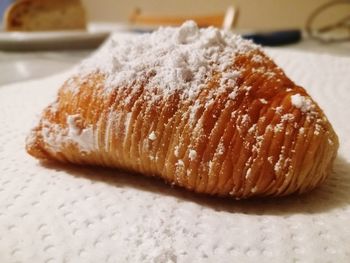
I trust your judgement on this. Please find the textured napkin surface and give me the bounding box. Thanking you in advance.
[0,49,350,263]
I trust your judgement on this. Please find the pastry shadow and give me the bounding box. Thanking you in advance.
[41,155,350,216]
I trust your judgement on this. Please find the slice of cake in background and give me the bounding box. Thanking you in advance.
[4,0,86,31]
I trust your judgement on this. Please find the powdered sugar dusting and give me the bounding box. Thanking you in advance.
[41,121,65,153]
[78,21,258,98]
[291,94,315,112]
[66,115,95,153]
[41,115,95,153]
[148,131,157,141]
[174,145,180,157]
[259,98,268,104]
[188,149,197,161]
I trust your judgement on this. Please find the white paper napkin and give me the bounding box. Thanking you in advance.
[0,49,349,263]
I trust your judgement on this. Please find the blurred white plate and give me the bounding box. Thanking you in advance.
[0,22,129,51]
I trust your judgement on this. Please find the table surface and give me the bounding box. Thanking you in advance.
[0,37,349,86]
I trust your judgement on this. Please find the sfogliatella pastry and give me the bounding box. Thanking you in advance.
[4,0,86,32]
[26,21,339,198]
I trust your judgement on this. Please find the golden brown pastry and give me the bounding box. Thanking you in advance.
[26,21,339,198]
[4,0,86,31]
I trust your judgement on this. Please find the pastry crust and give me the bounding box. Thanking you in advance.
[26,23,339,198]
[4,0,86,31]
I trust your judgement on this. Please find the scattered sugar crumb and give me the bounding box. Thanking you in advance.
[266,125,273,132]
[148,131,157,141]
[291,94,314,112]
[245,168,252,179]
[248,124,257,134]
[251,54,263,63]
[275,106,283,114]
[264,71,276,78]
[243,86,252,92]
[189,149,197,161]
[250,186,258,193]
[259,98,268,104]
[274,156,283,173]
[314,124,321,135]
[217,142,225,155]
[241,114,250,124]
[274,123,284,133]
[220,70,240,87]
[228,90,238,100]
[267,156,273,164]
[252,67,264,74]
[174,145,179,157]
[176,160,184,167]
[208,160,213,170]
[66,115,95,153]
[281,113,294,122]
